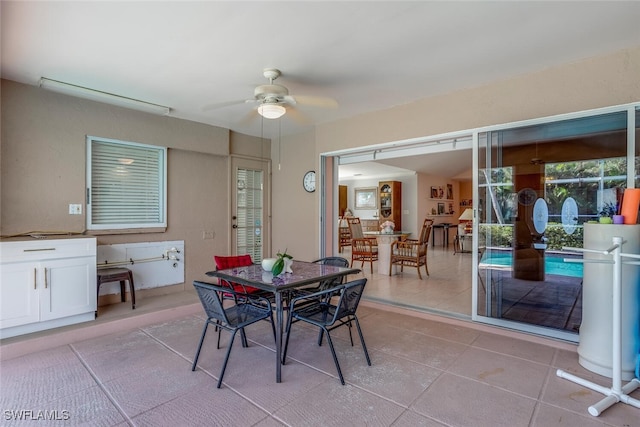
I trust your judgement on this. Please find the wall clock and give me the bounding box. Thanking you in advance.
[303,170,316,193]
[518,188,537,206]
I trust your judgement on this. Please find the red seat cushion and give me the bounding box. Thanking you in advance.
[214,254,253,269]
[214,255,262,294]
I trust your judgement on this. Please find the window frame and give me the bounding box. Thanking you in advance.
[86,135,167,232]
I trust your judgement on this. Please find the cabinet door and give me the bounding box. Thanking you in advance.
[40,257,96,321]
[339,185,347,216]
[378,181,402,230]
[362,220,379,232]
[0,263,40,328]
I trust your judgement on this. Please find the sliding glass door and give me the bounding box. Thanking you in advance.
[475,110,631,340]
[320,103,638,341]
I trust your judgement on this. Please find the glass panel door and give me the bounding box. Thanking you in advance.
[476,112,628,339]
[231,157,270,262]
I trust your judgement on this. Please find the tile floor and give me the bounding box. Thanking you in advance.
[1,290,639,426]
[1,246,638,426]
[355,245,582,333]
[346,245,475,318]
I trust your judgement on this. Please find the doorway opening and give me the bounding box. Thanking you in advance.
[321,103,639,342]
[328,134,475,322]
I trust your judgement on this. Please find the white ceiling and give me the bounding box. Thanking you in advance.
[3,1,639,178]
[338,149,473,181]
[338,161,418,181]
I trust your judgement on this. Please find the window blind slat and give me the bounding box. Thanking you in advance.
[88,137,166,229]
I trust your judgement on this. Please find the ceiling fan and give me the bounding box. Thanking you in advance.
[203,68,338,122]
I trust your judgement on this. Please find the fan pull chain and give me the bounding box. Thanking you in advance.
[278,119,282,171]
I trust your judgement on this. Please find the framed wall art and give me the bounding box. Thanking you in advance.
[355,187,377,209]
[431,186,439,198]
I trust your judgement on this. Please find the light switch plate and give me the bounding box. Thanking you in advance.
[69,204,82,215]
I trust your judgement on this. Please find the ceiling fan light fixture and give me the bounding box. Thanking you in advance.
[258,103,286,119]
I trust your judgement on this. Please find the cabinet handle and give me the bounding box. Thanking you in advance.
[24,248,56,252]
[44,268,48,289]
[34,268,37,290]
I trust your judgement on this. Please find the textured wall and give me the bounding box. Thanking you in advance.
[0,79,264,291]
[272,46,640,259]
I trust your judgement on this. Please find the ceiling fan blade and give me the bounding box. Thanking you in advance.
[290,95,338,109]
[238,108,259,126]
[202,99,254,112]
[285,106,311,125]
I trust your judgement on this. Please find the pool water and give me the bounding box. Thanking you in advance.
[480,251,583,278]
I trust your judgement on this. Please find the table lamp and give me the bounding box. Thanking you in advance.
[458,208,473,232]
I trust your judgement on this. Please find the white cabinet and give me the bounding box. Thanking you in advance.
[0,263,40,329]
[0,238,97,338]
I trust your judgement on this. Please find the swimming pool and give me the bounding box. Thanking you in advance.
[480,251,583,278]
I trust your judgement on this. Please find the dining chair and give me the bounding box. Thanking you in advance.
[307,256,350,293]
[214,254,264,295]
[215,254,294,318]
[389,218,433,279]
[282,257,351,332]
[282,278,371,385]
[338,218,351,253]
[191,281,275,389]
[347,217,378,274]
[454,223,473,254]
[288,256,350,297]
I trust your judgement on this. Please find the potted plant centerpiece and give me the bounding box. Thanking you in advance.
[380,220,395,234]
[271,250,293,276]
[261,249,293,276]
[598,202,617,224]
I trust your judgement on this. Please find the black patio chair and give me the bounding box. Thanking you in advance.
[313,256,351,284]
[191,281,275,388]
[284,257,351,330]
[291,256,350,297]
[282,278,371,385]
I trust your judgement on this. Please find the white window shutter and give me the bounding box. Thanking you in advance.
[87,136,166,230]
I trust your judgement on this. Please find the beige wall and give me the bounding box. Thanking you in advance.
[315,47,640,152]
[2,46,640,285]
[273,46,640,260]
[1,79,265,290]
[270,128,319,261]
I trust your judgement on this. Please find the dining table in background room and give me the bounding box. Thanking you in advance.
[364,231,411,275]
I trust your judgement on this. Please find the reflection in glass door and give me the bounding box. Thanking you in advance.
[476,111,629,340]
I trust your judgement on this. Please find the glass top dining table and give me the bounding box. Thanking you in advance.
[206,260,360,383]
